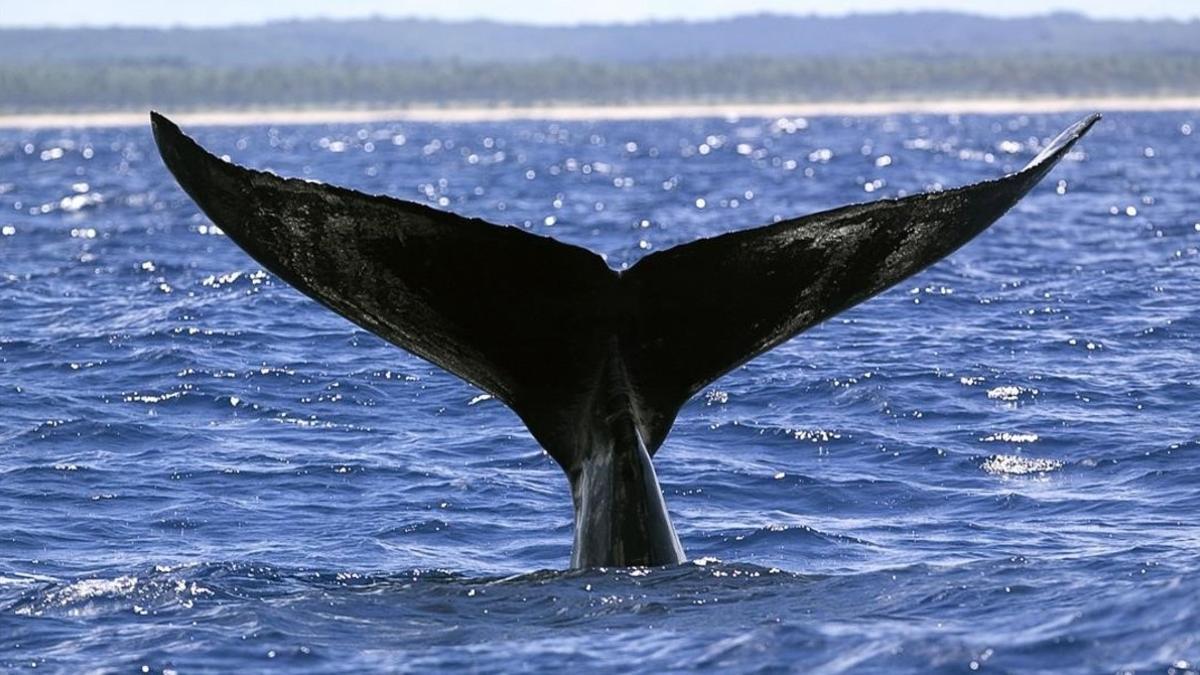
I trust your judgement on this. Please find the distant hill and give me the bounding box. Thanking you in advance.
[2,12,1199,113]
[1,12,1198,66]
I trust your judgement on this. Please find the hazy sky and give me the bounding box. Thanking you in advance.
[2,0,1197,27]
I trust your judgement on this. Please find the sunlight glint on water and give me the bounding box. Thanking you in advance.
[1,112,1198,672]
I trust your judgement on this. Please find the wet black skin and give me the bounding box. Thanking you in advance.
[566,339,685,567]
[150,111,1098,568]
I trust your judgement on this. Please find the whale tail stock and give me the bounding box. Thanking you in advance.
[151,111,1098,567]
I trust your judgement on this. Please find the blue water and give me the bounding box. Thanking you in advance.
[1,111,1197,673]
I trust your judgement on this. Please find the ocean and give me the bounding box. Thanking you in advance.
[1,111,1197,673]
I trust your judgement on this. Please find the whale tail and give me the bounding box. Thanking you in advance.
[151,112,1097,565]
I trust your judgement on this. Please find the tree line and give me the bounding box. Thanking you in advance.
[2,55,1197,112]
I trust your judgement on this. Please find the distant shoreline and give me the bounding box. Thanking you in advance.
[3,96,1199,129]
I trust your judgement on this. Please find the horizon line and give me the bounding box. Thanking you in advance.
[3,8,1198,32]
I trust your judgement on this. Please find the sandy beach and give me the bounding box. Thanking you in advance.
[2,96,1199,129]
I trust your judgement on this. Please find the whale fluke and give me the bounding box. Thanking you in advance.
[151,111,1098,567]
[624,113,1100,450]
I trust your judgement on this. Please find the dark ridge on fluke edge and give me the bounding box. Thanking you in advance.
[149,110,1099,568]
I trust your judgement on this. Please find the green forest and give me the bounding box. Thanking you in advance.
[2,54,1196,112]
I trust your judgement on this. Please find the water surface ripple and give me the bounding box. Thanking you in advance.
[1,112,1198,673]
